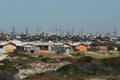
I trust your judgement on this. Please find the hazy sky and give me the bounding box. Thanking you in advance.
[0,0,120,34]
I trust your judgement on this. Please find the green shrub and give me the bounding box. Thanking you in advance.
[76,56,93,63]
[70,52,84,56]
[8,52,33,59]
[0,65,18,80]
[58,56,120,77]
[60,57,74,62]
[0,59,11,65]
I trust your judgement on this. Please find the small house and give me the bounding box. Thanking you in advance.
[75,44,88,52]
[91,42,108,51]
[34,41,53,54]
[0,42,16,53]
[11,39,25,51]
[34,41,65,54]
[22,44,39,53]
[63,43,72,53]
[97,45,108,51]
[51,42,65,53]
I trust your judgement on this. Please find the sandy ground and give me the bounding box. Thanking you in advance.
[0,54,7,60]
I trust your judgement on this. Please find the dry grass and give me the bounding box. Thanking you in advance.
[90,54,120,59]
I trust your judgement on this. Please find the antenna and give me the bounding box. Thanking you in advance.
[72,29,74,35]
[81,28,83,35]
[66,30,69,36]
[55,28,58,35]
[1,30,4,35]
[60,24,62,36]
[40,26,41,34]
[114,27,117,37]
[26,27,28,35]
[36,28,39,34]
[12,27,15,35]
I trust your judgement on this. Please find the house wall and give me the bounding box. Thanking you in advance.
[36,50,49,54]
[97,46,108,51]
[0,48,6,54]
[37,45,51,53]
[51,45,65,53]
[63,44,71,48]
[17,46,24,51]
[3,44,16,53]
[75,45,87,52]
[38,46,49,50]
[24,47,31,53]
[63,44,73,53]
[23,46,39,53]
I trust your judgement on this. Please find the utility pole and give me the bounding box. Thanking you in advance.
[11,27,15,39]
[12,27,15,36]
[36,28,39,34]
[55,28,58,35]
[60,25,62,37]
[1,30,4,35]
[26,27,28,35]
[66,30,69,36]
[114,27,117,38]
[72,29,74,35]
[40,27,41,34]
[81,28,83,35]
[114,27,117,42]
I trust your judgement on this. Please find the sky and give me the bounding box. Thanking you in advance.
[0,0,120,34]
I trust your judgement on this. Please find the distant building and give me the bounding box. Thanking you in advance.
[51,42,64,54]
[97,45,108,51]
[34,41,53,54]
[34,41,65,54]
[75,44,89,52]
[22,44,39,53]
[0,42,16,53]
[63,43,72,53]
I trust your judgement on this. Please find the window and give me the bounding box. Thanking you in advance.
[0,46,3,48]
[39,46,48,50]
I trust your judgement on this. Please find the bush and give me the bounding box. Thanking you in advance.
[0,65,18,80]
[70,52,84,56]
[0,59,11,66]
[57,56,120,77]
[0,70,14,80]
[76,56,93,63]
[22,72,61,80]
[8,52,33,59]
[60,57,74,62]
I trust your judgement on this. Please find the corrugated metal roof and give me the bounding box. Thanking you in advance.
[0,41,9,46]
[54,42,63,46]
[34,42,51,46]
[23,44,34,48]
[11,40,25,46]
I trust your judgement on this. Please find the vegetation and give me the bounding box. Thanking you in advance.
[22,72,62,80]
[0,57,37,69]
[21,56,120,80]
[60,57,74,62]
[1,52,120,80]
[8,52,33,59]
[70,52,84,56]
[58,56,120,76]
[0,65,18,80]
